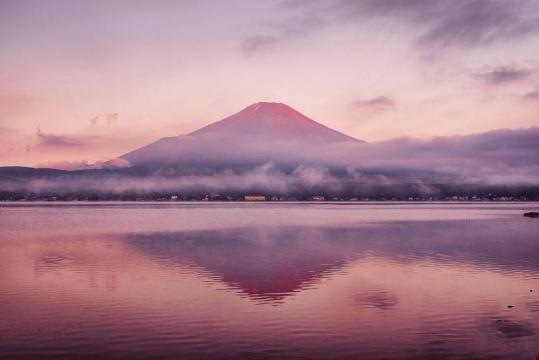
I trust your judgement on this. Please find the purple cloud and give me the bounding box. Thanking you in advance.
[476,66,531,85]
[37,128,84,147]
[38,158,130,170]
[335,0,539,49]
[351,96,396,112]
[241,14,325,53]
[241,35,277,53]
[259,0,539,52]
[89,115,99,127]
[523,88,539,100]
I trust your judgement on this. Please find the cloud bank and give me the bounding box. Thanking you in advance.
[240,0,539,54]
[1,127,538,198]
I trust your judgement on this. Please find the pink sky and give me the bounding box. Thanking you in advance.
[1,0,539,167]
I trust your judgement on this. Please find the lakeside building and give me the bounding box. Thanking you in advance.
[244,195,266,201]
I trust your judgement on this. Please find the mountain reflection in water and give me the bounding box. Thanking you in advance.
[0,203,538,359]
[124,219,539,302]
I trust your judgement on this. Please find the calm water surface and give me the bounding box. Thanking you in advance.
[1,202,539,359]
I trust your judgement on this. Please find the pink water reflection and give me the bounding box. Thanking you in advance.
[1,203,538,359]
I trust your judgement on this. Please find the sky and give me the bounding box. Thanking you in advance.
[1,0,539,167]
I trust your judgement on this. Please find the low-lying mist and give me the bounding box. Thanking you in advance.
[1,127,538,198]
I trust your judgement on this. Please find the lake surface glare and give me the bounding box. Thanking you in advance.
[1,202,538,359]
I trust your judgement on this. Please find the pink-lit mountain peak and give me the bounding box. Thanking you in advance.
[121,102,362,165]
[189,102,360,143]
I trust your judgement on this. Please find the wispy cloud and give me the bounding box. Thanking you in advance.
[3,127,539,197]
[476,66,531,85]
[38,158,130,170]
[241,35,277,53]
[241,13,326,53]
[246,0,539,53]
[334,0,539,49]
[523,87,539,101]
[351,96,396,113]
[36,128,85,147]
[279,0,322,10]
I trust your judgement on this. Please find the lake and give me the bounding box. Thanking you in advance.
[1,202,538,359]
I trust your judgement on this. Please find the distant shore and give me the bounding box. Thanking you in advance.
[1,199,538,204]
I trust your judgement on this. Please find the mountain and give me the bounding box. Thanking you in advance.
[0,102,538,199]
[188,102,359,142]
[121,102,362,167]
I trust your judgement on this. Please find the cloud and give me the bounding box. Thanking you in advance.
[4,126,539,196]
[106,112,119,126]
[101,157,130,169]
[88,113,119,128]
[476,66,531,85]
[37,160,96,170]
[36,128,85,147]
[241,35,277,53]
[362,127,539,184]
[351,96,396,113]
[89,115,99,127]
[241,14,326,53]
[334,0,539,49]
[279,0,320,10]
[523,87,539,100]
[251,0,539,53]
[35,124,124,150]
[38,158,130,170]
[415,0,539,49]
[119,123,539,186]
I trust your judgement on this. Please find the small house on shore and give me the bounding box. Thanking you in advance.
[244,195,266,201]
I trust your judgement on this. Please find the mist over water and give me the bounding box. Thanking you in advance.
[1,202,539,359]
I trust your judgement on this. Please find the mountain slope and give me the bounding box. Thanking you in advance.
[189,102,359,142]
[121,102,362,167]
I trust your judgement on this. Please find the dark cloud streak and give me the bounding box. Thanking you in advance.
[241,12,326,53]
[336,0,539,49]
[241,35,277,53]
[248,0,539,53]
[523,87,539,101]
[476,66,531,85]
[36,128,85,147]
[351,96,396,112]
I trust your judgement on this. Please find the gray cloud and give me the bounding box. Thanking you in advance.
[121,125,538,185]
[38,158,130,171]
[37,128,85,147]
[417,1,536,48]
[476,66,531,85]
[335,0,539,49]
[250,0,539,53]
[279,0,321,10]
[241,35,277,53]
[4,125,538,195]
[363,127,539,184]
[241,13,326,53]
[89,115,99,127]
[523,87,539,100]
[351,96,395,112]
